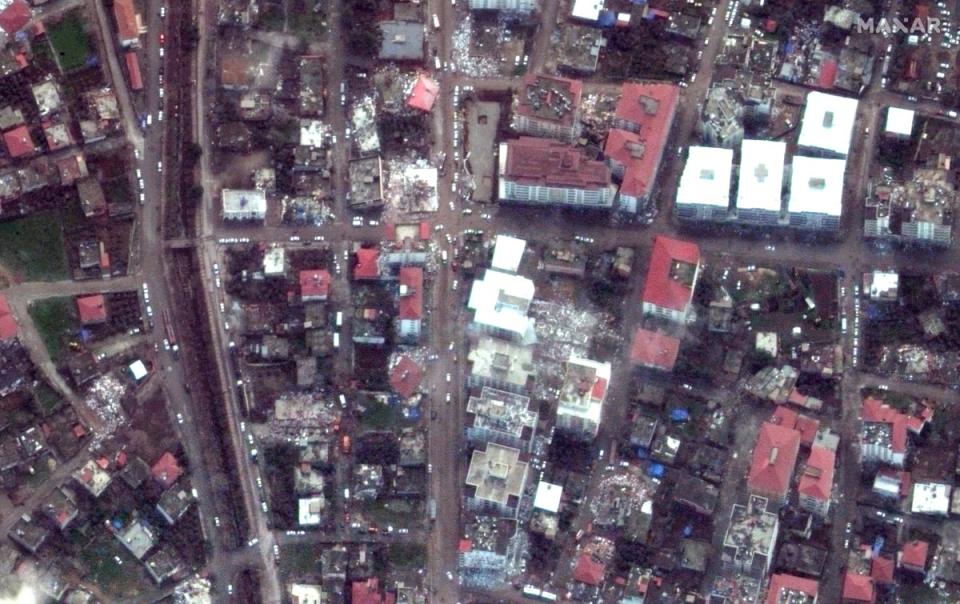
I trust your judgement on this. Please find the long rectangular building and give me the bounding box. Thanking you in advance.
[735,139,786,224]
[498,138,615,208]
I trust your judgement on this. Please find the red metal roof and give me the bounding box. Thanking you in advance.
[817,58,838,89]
[458,538,472,552]
[76,294,107,324]
[407,73,439,112]
[354,247,380,280]
[795,415,820,446]
[899,539,929,571]
[389,355,422,399]
[125,51,143,90]
[0,0,30,36]
[862,396,928,454]
[640,235,700,312]
[770,405,798,428]
[615,82,679,129]
[871,555,895,585]
[112,0,139,43]
[603,128,663,198]
[351,578,383,604]
[764,574,818,604]
[299,269,330,300]
[151,452,183,489]
[842,573,875,603]
[398,266,423,320]
[629,328,679,370]
[501,137,611,190]
[609,83,678,197]
[0,294,16,341]
[573,553,605,586]
[798,446,835,503]
[747,421,801,499]
[3,125,35,158]
[418,222,430,240]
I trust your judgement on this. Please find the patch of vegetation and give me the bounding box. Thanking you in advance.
[32,382,64,414]
[47,10,94,72]
[386,543,425,568]
[0,212,70,281]
[28,297,76,363]
[80,534,143,598]
[358,399,402,430]
[279,543,322,579]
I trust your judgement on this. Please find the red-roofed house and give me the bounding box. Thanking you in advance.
[125,51,143,91]
[842,572,875,603]
[608,82,678,212]
[764,573,818,604]
[299,269,330,301]
[871,555,895,586]
[352,578,388,604]
[747,421,801,504]
[497,137,615,208]
[898,539,929,573]
[407,73,439,112]
[640,235,700,323]
[76,294,107,325]
[0,294,16,341]
[151,452,182,489]
[798,446,835,517]
[817,57,838,89]
[397,266,423,341]
[860,396,929,467]
[770,405,798,429]
[573,552,606,586]
[0,0,30,36]
[795,415,821,447]
[512,74,582,141]
[354,247,380,280]
[3,124,35,158]
[629,327,679,371]
[389,355,423,399]
[112,0,141,47]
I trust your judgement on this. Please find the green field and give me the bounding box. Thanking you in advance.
[32,381,65,414]
[80,534,144,598]
[28,297,76,363]
[0,211,69,282]
[47,10,94,72]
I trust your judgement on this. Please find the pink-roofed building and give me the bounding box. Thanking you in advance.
[0,0,30,36]
[764,573,818,604]
[497,137,614,208]
[0,294,16,341]
[898,539,929,573]
[3,124,35,159]
[842,572,875,603]
[747,421,801,505]
[798,446,835,517]
[406,73,439,112]
[629,327,679,371]
[299,269,330,301]
[151,452,182,489]
[76,294,107,325]
[397,266,423,341]
[640,235,700,323]
[353,247,380,280]
[860,396,930,467]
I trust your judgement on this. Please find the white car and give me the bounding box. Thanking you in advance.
[445,373,451,383]
[176,412,184,424]
[352,216,363,227]
[157,161,163,172]
[446,392,451,402]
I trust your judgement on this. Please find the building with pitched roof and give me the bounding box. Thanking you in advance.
[0,0,30,39]
[407,73,439,112]
[629,327,680,371]
[573,552,605,586]
[640,235,700,323]
[674,145,733,221]
[124,51,143,90]
[397,266,423,341]
[555,356,610,440]
[389,355,422,399]
[112,0,142,47]
[498,137,614,208]
[3,125,35,159]
[76,294,107,325]
[151,452,183,489]
[871,555,895,587]
[353,247,381,280]
[764,573,818,604]
[747,422,801,504]
[841,572,875,603]
[299,269,330,302]
[859,396,929,467]
[798,446,835,517]
[511,74,582,141]
[899,539,929,574]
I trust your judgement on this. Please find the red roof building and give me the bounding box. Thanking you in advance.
[817,57,838,89]
[0,0,30,36]
[899,539,929,573]
[747,421,801,503]
[389,355,423,399]
[861,396,929,466]
[354,247,380,280]
[764,573,818,604]
[125,51,143,90]
[842,572,875,603]
[351,578,387,604]
[573,553,606,586]
[151,452,183,489]
[299,269,330,301]
[406,73,439,112]
[798,445,835,516]
[0,294,16,341]
[76,294,107,325]
[3,125,35,158]
[871,555,895,585]
[629,327,679,371]
[398,267,423,320]
[640,235,700,322]
[769,404,821,447]
[498,137,614,208]
[512,74,582,141]
[112,0,140,46]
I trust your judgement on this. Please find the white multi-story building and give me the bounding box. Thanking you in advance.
[222,189,267,221]
[674,146,734,221]
[555,356,611,440]
[787,156,846,231]
[735,139,786,224]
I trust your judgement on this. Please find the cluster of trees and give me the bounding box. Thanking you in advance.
[344,0,383,59]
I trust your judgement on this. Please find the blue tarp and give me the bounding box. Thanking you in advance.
[670,408,690,422]
[634,448,649,459]
[683,524,693,536]
[648,462,665,478]
[597,10,616,27]
[873,536,884,555]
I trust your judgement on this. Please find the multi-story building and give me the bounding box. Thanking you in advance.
[465,387,538,452]
[859,396,930,467]
[721,495,780,579]
[786,156,846,231]
[511,75,582,142]
[468,0,537,11]
[797,91,858,158]
[467,336,535,393]
[221,189,267,221]
[467,269,536,343]
[555,356,611,440]
[764,574,819,604]
[798,446,835,517]
[747,421,801,505]
[464,443,529,517]
[498,138,615,208]
[640,235,701,323]
[735,139,786,224]
[674,145,734,221]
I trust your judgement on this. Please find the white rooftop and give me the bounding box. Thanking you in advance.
[491,235,527,273]
[129,360,148,381]
[533,481,563,513]
[870,271,899,299]
[298,496,324,526]
[570,0,603,21]
[911,481,952,516]
[676,146,733,208]
[798,92,859,156]
[290,584,323,604]
[222,189,267,220]
[299,119,328,148]
[788,156,846,217]
[468,269,536,342]
[885,107,915,137]
[736,140,786,212]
